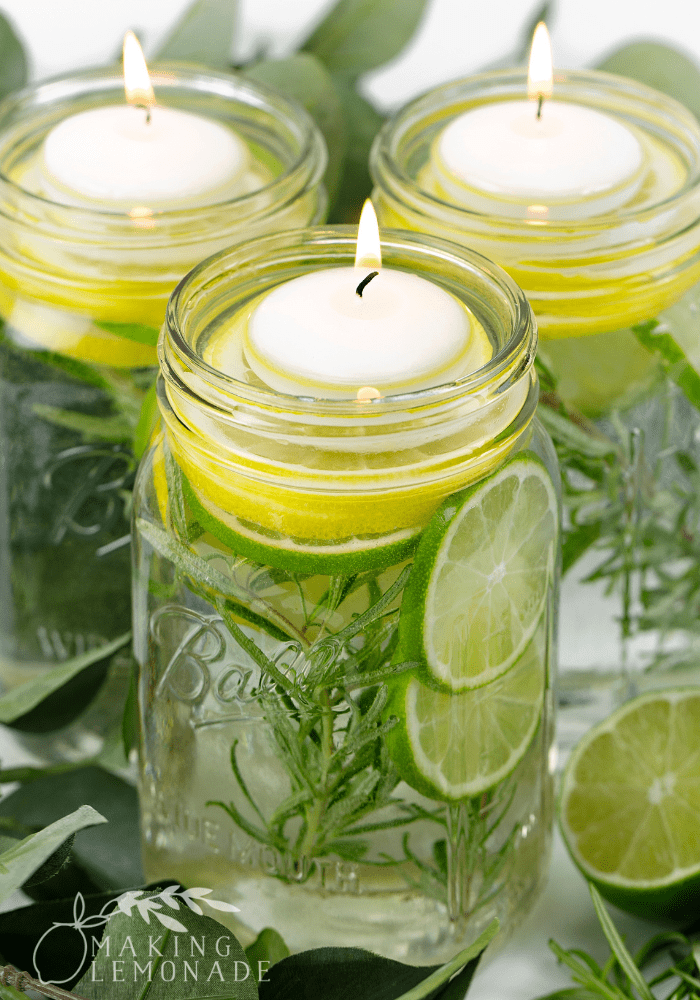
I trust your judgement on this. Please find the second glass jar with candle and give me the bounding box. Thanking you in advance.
[371,69,700,738]
[0,64,325,719]
[133,226,560,961]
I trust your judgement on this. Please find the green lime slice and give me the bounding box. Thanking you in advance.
[559,688,700,922]
[182,475,419,575]
[398,452,558,691]
[387,623,546,801]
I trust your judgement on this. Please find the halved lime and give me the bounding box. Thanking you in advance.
[182,474,419,575]
[398,452,558,691]
[560,688,700,922]
[387,624,546,801]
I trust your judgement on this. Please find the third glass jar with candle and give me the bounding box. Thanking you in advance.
[0,60,325,741]
[371,68,700,742]
[133,225,560,960]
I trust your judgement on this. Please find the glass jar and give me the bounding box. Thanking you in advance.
[133,227,560,962]
[0,64,326,732]
[370,70,700,743]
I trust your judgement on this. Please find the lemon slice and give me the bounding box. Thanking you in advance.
[387,623,546,801]
[560,688,700,922]
[399,452,558,691]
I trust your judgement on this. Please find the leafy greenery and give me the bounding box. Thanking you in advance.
[596,40,700,122]
[155,0,238,68]
[0,11,27,100]
[537,884,700,1000]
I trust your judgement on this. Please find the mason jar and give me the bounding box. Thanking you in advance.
[0,64,326,740]
[133,227,561,962]
[370,70,700,742]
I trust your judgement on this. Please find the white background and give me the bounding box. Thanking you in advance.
[2,0,700,110]
[0,1,690,996]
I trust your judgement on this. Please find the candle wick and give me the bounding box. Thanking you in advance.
[356,271,379,297]
[536,94,544,120]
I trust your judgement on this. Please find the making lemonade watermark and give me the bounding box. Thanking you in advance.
[30,886,268,988]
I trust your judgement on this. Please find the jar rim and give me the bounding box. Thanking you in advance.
[0,62,327,231]
[159,224,537,417]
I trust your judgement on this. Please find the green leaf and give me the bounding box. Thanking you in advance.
[0,13,28,100]
[93,320,160,347]
[133,377,160,459]
[32,403,133,442]
[258,919,497,1000]
[0,806,106,905]
[596,41,700,123]
[0,632,130,726]
[301,0,429,79]
[246,54,346,205]
[22,833,76,888]
[76,891,258,1000]
[156,0,238,68]
[0,767,142,890]
[245,928,291,973]
[0,983,26,1000]
[589,884,655,1000]
[632,320,700,411]
[562,521,602,575]
[329,82,384,222]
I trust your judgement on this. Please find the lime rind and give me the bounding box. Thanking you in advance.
[399,452,558,692]
[386,623,546,802]
[559,687,700,922]
[182,473,420,575]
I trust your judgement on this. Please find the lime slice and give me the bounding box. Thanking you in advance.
[182,474,419,575]
[559,688,700,922]
[387,624,546,801]
[399,452,558,691]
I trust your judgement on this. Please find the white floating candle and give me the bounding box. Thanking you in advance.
[39,32,250,210]
[213,202,492,398]
[433,23,645,218]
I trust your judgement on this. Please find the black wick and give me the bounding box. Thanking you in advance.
[356,271,379,297]
[536,95,544,120]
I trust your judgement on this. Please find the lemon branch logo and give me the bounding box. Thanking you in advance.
[32,887,240,985]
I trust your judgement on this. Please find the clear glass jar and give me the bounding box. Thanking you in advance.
[0,64,326,730]
[371,70,700,744]
[133,227,561,962]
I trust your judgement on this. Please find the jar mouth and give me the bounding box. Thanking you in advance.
[0,63,327,233]
[160,225,537,416]
[371,68,700,242]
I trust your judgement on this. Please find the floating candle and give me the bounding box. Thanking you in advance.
[39,32,249,209]
[433,23,645,218]
[232,201,491,398]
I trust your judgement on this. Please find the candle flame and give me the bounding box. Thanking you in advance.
[528,22,553,105]
[355,199,381,270]
[123,31,155,113]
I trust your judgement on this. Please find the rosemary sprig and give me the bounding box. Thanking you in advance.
[537,884,700,1000]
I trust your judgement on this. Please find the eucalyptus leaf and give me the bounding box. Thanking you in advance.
[0,12,27,100]
[329,81,384,222]
[596,41,700,122]
[32,404,132,443]
[133,377,160,459]
[301,0,429,79]
[93,321,160,348]
[246,54,346,205]
[0,805,106,905]
[77,892,258,1000]
[0,632,130,726]
[258,919,497,1000]
[0,767,142,890]
[156,0,238,68]
[22,833,76,889]
[245,928,291,972]
[632,320,700,410]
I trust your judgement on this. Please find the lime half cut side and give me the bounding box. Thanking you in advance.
[182,474,420,575]
[387,621,546,801]
[560,688,700,922]
[399,451,558,691]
